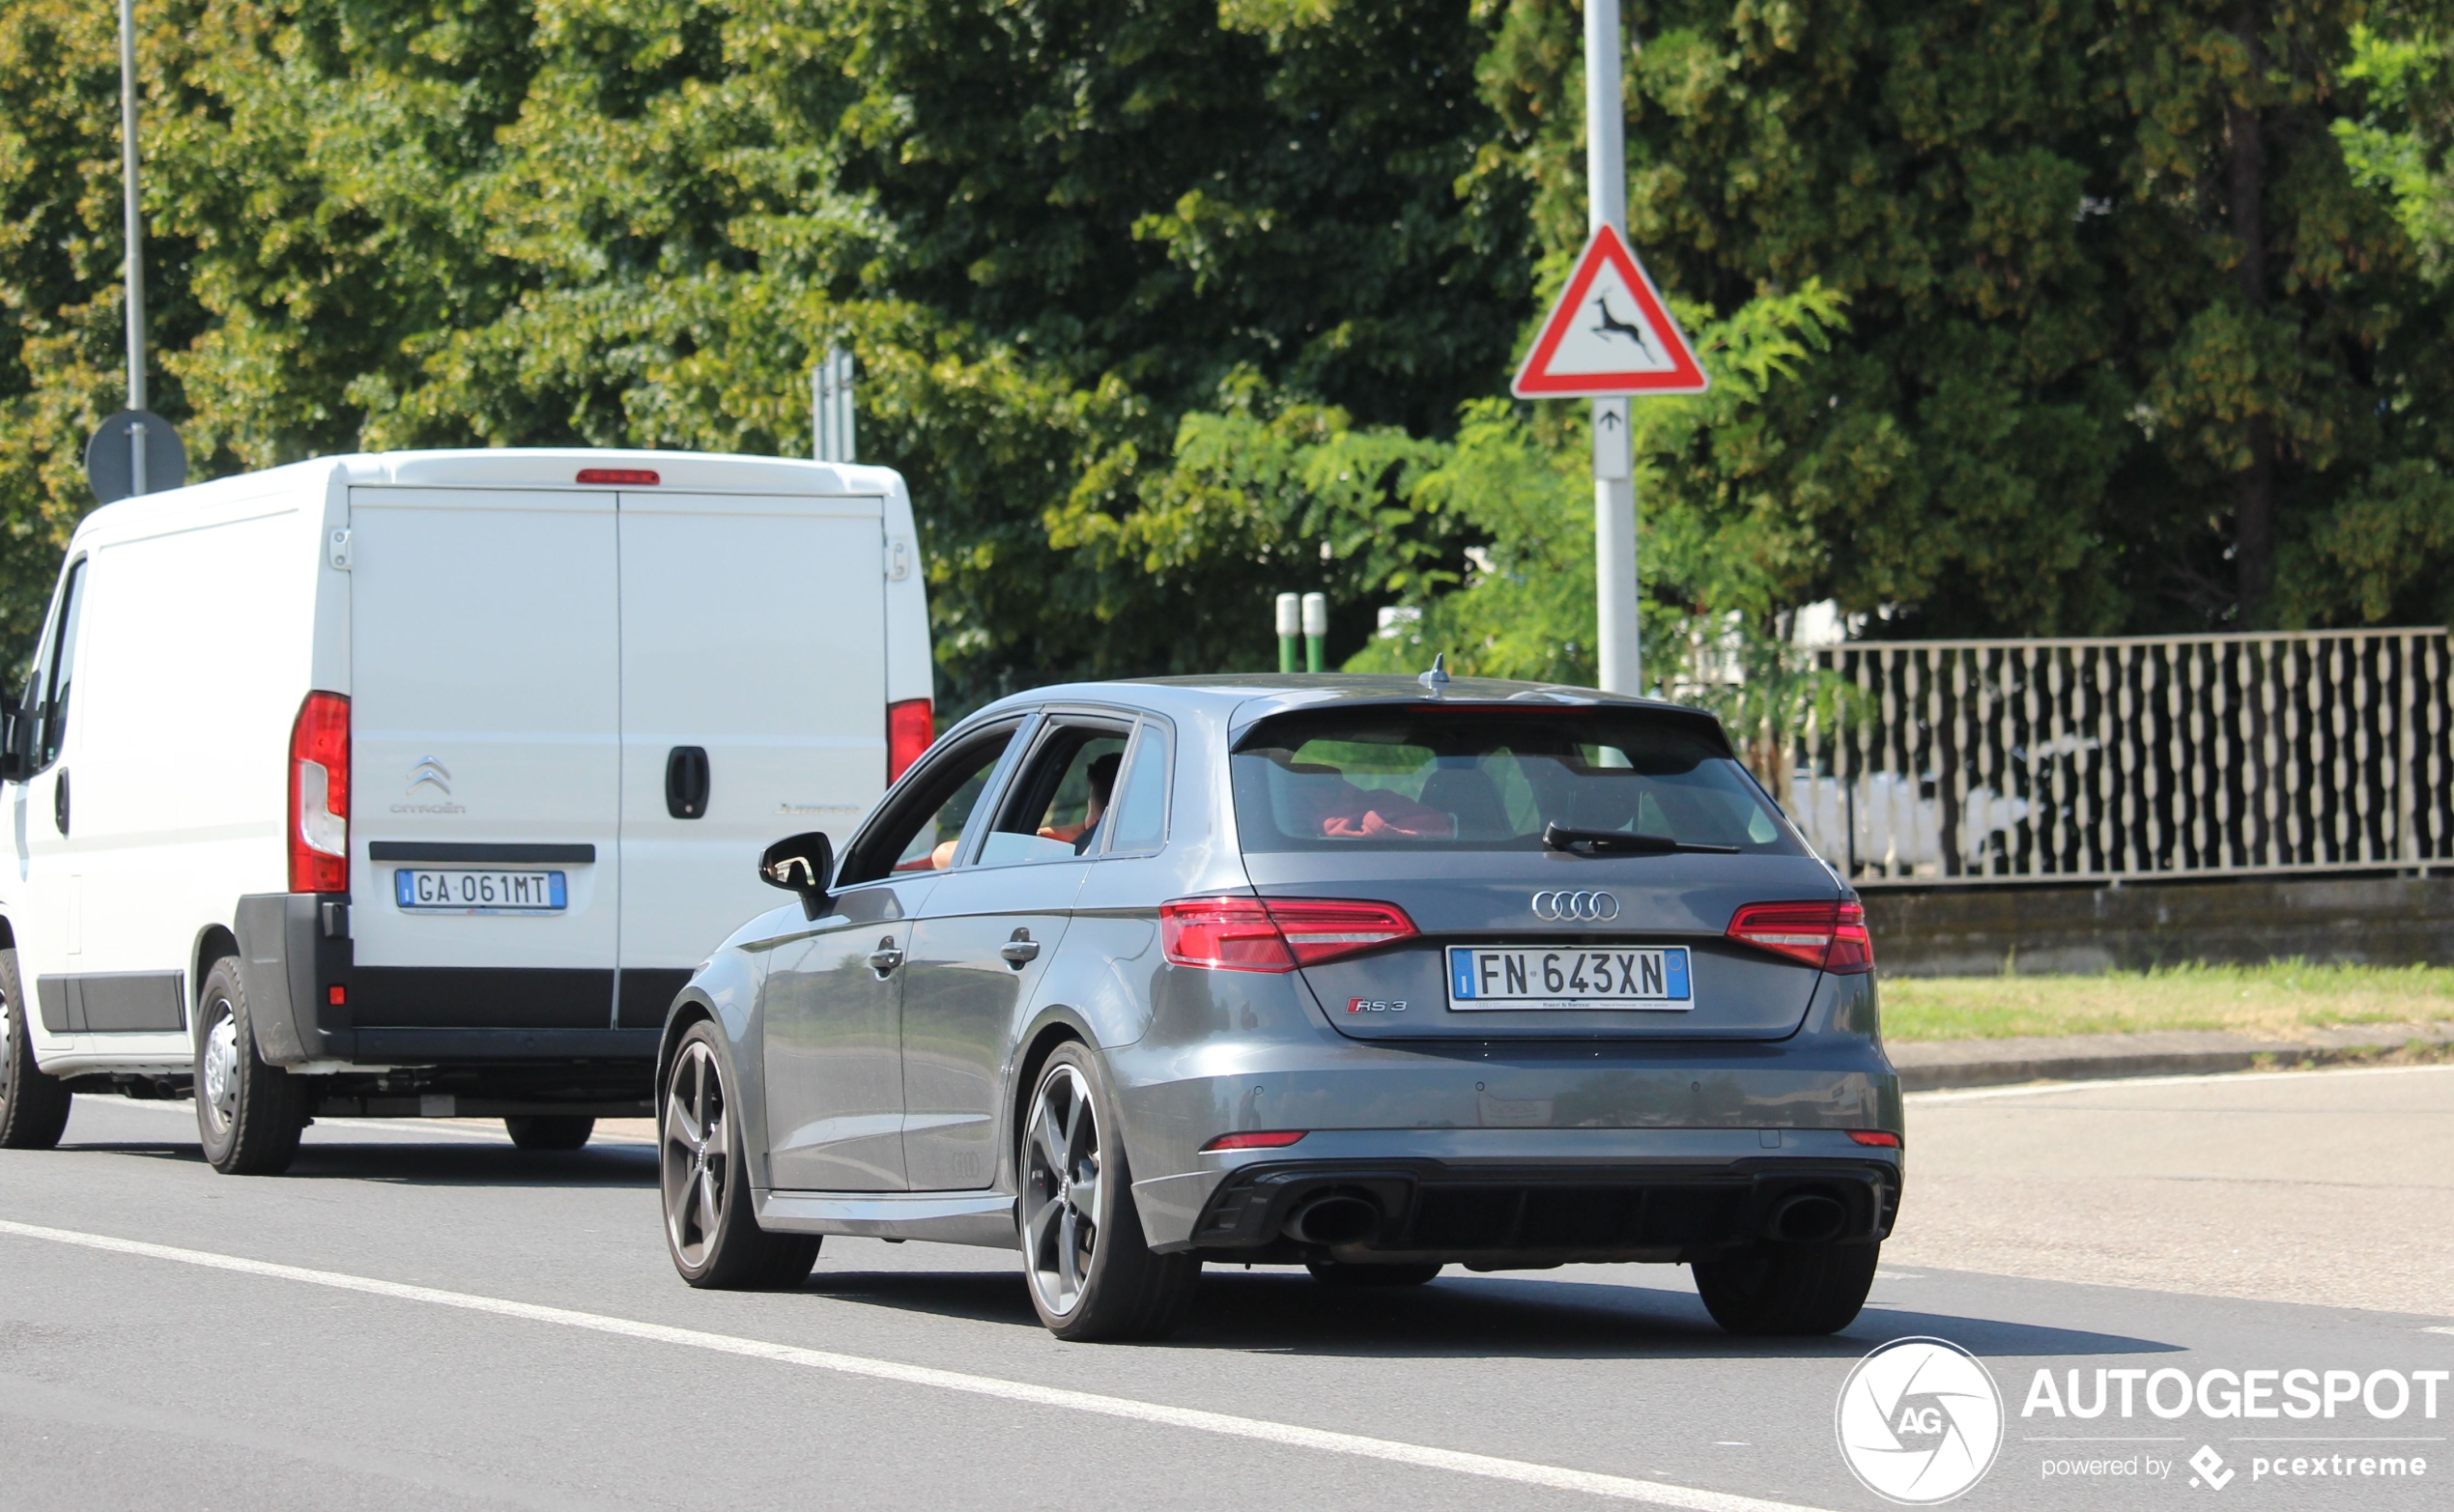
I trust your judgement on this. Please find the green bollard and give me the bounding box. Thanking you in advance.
[1275,592,1300,673]
[1301,592,1327,673]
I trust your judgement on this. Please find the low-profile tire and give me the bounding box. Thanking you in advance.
[505,1115,595,1151]
[1692,1241,1880,1336]
[1305,1262,1442,1288]
[193,956,306,1176]
[1017,1041,1200,1343]
[661,1021,818,1289]
[0,947,71,1150]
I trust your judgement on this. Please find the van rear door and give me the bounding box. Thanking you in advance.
[613,489,887,1028]
[348,488,622,1029]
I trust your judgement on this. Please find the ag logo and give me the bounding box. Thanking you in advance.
[1836,1337,2003,1504]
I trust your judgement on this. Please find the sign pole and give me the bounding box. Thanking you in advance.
[1584,0,1639,695]
[118,0,149,495]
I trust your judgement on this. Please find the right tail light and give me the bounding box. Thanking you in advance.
[887,699,933,783]
[1726,899,1872,974]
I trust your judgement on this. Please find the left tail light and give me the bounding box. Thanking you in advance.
[887,699,933,783]
[1160,897,1417,972]
[1726,899,1872,974]
[289,691,350,893]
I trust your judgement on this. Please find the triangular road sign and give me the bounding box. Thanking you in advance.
[1511,225,1708,398]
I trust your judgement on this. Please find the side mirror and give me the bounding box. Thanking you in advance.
[759,831,835,920]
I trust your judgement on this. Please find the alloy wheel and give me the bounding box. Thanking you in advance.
[663,1041,729,1269]
[201,1003,241,1136]
[0,986,14,1101]
[1021,1063,1100,1318]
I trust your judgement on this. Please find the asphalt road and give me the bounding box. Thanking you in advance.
[3,1068,2449,1512]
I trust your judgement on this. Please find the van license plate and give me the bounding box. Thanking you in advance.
[394,869,566,913]
[1445,945,1692,1011]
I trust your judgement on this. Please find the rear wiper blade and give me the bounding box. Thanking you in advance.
[1541,823,1741,857]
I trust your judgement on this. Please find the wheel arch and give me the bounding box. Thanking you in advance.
[192,923,240,1037]
[1003,1010,1094,1191]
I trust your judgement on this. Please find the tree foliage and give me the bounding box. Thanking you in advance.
[2,0,2449,704]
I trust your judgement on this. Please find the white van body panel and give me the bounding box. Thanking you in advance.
[10,449,930,1085]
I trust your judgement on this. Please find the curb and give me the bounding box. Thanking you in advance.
[1889,1023,2454,1092]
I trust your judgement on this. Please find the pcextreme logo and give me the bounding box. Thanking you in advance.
[1837,1337,2005,1504]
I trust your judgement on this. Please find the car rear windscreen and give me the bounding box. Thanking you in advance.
[1229,707,1801,855]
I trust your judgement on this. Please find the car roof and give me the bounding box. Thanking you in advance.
[953,674,1730,747]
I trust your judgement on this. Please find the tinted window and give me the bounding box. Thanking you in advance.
[836,726,1016,883]
[1229,709,1795,855]
[33,558,86,770]
[979,724,1127,866]
[1104,720,1170,853]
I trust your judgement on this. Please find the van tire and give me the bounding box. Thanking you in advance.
[0,948,71,1150]
[505,1115,594,1151]
[1691,1241,1880,1336]
[192,956,305,1176]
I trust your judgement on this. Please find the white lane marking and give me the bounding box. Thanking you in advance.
[0,1218,1831,1512]
[1907,1062,2454,1105]
[2425,1327,2454,1338]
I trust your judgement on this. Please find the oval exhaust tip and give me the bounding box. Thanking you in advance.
[1767,1191,1849,1244]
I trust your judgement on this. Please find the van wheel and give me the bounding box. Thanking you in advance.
[1692,1241,1880,1335]
[661,1022,818,1289]
[505,1115,594,1151]
[1305,1262,1442,1287]
[192,956,305,1176]
[0,948,71,1150]
[1017,1042,1200,1342]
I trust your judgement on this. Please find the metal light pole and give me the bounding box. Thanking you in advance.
[1584,0,1640,695]
[117,0,149,495]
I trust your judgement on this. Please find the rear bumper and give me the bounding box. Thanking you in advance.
[1170,1144,1899,1264]
[236,893,657,1077]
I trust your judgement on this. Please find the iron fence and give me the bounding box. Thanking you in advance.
[1780,628,2454,885]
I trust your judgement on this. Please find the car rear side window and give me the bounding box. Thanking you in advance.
[1103,719,1171,853]
[1229,708,1797,855]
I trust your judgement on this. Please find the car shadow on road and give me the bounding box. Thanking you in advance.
[790,1263,2180,1361]
[60,1138,659,1189]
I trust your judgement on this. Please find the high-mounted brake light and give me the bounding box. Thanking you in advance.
[575,468,660,486]
[288,691,350,893]
[887,699,933,783]
[1847,1130,1901,1148]
[1725,900,1873,974]
[1160,897,1416,973]
[1200,1130,1308,1152]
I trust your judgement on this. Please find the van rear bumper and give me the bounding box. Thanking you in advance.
[235,893,657,1071]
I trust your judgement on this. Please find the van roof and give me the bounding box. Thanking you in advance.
[71,447,904,544]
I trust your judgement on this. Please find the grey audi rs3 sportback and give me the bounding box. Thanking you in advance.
[654,674,1903,1342]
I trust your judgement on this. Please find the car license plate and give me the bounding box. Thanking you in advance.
[393,869,566,913]
[1445,945,1692,1011]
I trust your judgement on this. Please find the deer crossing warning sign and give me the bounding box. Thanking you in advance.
[1511,225,1708,399]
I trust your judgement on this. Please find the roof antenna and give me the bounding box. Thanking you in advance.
[1417,652,1449,699]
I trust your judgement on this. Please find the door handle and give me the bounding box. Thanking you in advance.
[666,745,710,819]
[867,936,904,975]
[52,767,68,836]
[1000,928,1040,968]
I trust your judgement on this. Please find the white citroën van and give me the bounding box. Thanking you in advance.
[0,450,932,1173]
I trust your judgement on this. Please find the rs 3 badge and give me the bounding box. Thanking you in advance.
[1347,998,1409,1013]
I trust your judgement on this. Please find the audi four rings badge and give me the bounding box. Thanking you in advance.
[1531,890,1620,922]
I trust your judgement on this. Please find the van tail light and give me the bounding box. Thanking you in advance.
[288,692,350,893]
[1725,900,1873,974]
[1160,897,1417,973]
[887,699,933,783]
